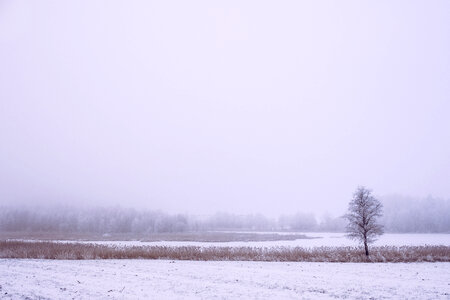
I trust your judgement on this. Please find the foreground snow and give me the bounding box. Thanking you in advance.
[1,259,449,299]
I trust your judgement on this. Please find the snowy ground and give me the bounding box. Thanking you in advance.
[34,232,450,248]
[141,232,450,248]
[1,259,449,299]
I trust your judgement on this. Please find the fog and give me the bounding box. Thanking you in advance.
[1,196,449,233]
[1,1,449,218]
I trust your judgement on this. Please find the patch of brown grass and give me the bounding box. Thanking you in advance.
[1,241,449,262]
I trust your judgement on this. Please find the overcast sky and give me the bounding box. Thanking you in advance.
[0,0,449,217]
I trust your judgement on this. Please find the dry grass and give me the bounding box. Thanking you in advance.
[1,241,449,262]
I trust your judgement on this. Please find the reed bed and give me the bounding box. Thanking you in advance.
[1,241,449,262]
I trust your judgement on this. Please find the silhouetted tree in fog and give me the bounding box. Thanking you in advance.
[345,186,383,256]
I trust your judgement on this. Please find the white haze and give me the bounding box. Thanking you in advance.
[0,0,449,217]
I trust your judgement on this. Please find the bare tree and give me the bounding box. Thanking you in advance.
[345,186,383,256]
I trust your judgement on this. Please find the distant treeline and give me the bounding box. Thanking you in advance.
[0,206,323,234]
[381,195,450,233]
[0,197,448,234]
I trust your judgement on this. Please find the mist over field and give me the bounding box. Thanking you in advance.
[1,195,449,234]
[1,1,450,219]
[1,1,450,299]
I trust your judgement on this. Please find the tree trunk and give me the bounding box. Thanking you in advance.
[364,241,369,256]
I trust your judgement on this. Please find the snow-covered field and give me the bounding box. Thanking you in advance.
[3,233,448,298]
[1,259,449,299]
[43,232,450,248]
[142,232,450,248]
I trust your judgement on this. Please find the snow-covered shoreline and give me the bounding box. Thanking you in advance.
[9,232,449,248]
[1,259,449,299]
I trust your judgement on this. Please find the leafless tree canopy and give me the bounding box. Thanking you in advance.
[345,186,383,256]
